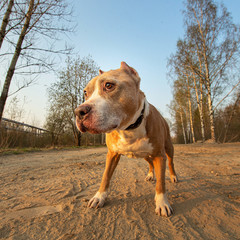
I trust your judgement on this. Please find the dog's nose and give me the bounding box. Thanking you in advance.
[75,105,91,119]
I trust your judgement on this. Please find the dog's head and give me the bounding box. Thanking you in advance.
[75,62,145,134]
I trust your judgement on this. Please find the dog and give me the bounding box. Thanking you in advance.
[74,62,178,217]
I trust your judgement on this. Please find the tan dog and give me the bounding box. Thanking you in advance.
[75,62,178,217]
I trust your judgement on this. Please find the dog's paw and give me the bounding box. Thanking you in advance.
[155,193,173,217]
[88,191,107,208]
[145,172,155,181]
[170,174,178,183]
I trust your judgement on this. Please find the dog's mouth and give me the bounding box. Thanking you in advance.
[76,116,95,133]
[77,120,88,133]
[76,116,118,134]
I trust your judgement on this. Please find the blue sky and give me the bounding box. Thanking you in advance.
[71,0,184,119]
[4,0,240,127]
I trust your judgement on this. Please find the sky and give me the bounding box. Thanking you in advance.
[3,0,240,127]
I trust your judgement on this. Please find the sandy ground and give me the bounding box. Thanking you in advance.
[0,143,240,240]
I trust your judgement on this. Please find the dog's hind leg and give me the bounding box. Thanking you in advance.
[144,158,155,181]
[165,139,178,183]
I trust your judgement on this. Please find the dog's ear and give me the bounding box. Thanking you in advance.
[120,62,138,77]
[99,69,104,75]
[120,62,140,87]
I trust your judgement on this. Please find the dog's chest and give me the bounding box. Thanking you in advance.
[110,127,153,158]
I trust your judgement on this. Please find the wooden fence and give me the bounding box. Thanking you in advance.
[0,118,52,148]
[0,118,105,148]
[1,117,50,135]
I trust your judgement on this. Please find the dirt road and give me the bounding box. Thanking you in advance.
[0,143,240,240]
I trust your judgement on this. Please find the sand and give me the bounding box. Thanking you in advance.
[0,143,240,240]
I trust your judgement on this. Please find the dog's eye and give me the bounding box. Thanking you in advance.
[105,82,114,90]
[83,90,87,99]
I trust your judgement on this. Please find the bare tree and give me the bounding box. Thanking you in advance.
[168,0,240,143]
[168,39,205,142]
[45,56,99,146]
[0,0,74,123]
[182,0,240,142]
[168,82,189,144]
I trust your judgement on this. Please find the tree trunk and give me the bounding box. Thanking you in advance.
[187,77,195,143]
[199,81,205,142]
[188,98,195,143]
[202,34,216,142]
[192,75,205,142]
[180,110,187,144]
[0,0,34,123]
[206,81,216,142]
[0,0,14,49]
[196,43,206,143]
[77,131,81,146]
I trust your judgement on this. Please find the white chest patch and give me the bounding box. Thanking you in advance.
[111,123,153,159]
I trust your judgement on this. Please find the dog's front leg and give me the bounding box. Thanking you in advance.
[153,156,173,217]
[88,151,120,208]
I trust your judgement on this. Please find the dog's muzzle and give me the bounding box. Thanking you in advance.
[74,104,92,133]
[74,104,92,119]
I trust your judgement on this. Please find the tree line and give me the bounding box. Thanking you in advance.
[168,0,240,144]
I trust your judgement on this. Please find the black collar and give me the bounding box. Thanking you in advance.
[125,102,145,131]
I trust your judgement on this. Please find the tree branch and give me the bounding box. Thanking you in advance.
[214,80,240,111]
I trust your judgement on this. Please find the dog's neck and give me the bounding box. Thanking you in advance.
[125,102,145,131]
